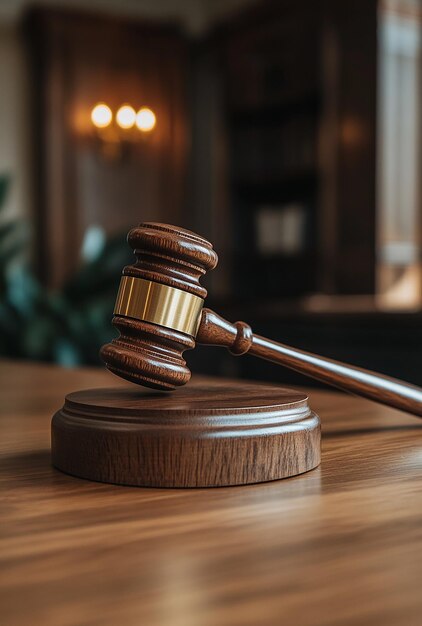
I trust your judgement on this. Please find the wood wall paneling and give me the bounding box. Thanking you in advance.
[25,9,189,287]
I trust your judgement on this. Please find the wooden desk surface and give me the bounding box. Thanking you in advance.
[1,360,422,626]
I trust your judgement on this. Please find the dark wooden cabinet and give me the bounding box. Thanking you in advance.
[195,0,377,300]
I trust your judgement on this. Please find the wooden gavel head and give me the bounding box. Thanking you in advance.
[100,222,218,390]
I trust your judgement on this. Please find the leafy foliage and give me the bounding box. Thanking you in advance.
[0,175,132,366]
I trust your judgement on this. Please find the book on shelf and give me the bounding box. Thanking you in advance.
[255,203,307,256]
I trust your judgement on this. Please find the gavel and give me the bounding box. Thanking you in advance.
[100,222,422,417]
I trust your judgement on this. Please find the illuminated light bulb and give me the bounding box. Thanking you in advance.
[116,105,136,129]
[91,103,112,128]
[136,107,156,132]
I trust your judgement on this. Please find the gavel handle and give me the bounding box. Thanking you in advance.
[196,308,422,417]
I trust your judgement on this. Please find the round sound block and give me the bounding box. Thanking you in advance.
[52,379,320,488]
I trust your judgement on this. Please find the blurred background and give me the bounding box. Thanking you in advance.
[0,0,421,387]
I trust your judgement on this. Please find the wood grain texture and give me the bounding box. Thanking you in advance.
[1,361,422,626]
[197,308,422,417]
[52,381,320,487]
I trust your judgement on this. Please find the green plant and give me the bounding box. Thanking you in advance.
[0,174,132,366]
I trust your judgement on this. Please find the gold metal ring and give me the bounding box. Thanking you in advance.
[113,276,204,336]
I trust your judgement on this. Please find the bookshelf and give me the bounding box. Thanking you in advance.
[224,2,319,297]
[202,0,377,300]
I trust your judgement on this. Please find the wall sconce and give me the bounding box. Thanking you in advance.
[89,102,156,159]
